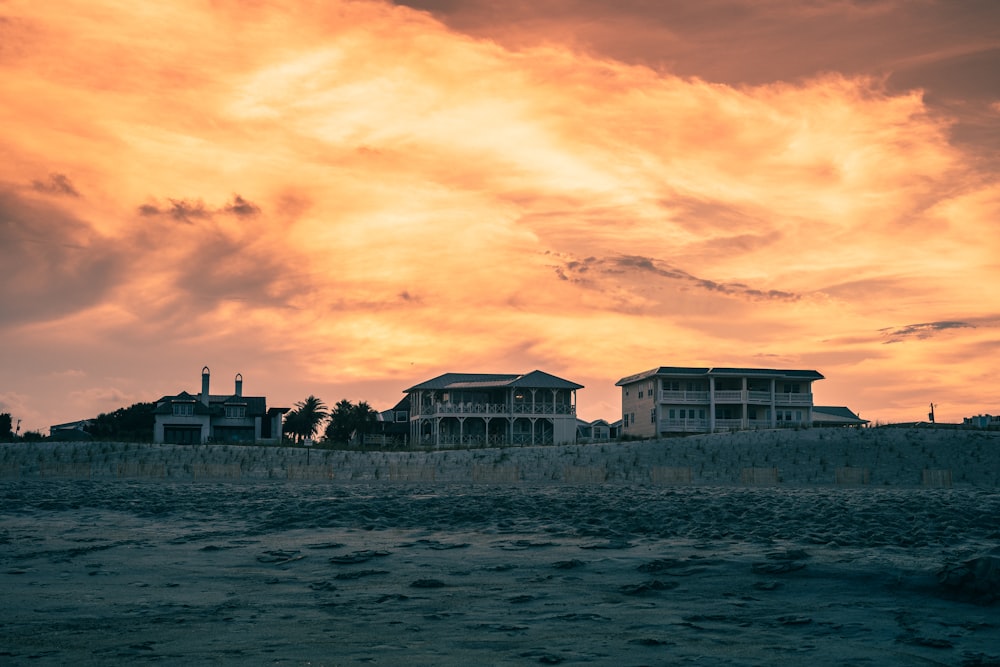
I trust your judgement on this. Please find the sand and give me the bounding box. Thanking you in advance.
[1,427,999,665]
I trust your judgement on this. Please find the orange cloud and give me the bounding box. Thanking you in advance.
[1,0,998,430]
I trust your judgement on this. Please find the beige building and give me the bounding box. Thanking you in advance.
[405,371,583,448]
[617,366,824,437]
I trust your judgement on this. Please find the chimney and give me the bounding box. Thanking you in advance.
[201,366,210,405]
[235,373,243,397]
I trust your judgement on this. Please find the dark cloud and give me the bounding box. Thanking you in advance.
[223,194,262,218]
[31,173,80,197]
[138,194,263,221]
[0,188,125,327]
[554,252,800,301]
[879,320,976,343]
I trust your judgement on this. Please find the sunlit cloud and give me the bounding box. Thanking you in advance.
[1,0,998,431]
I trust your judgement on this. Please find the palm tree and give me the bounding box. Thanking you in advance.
[294,395,329,443]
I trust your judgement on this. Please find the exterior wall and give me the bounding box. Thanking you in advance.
[620,379,657,439]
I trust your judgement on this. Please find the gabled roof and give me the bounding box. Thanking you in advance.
[405,370,583,392]
[616,366,824,385]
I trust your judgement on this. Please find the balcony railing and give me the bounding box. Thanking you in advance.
[660,418,709,432]
[415,402,576,417]
[714,418,744,431]
[659,390,710,403]
[658,391,814,407]
[775,393,813,406]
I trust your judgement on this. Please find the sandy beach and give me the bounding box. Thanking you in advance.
[2,428,999,665]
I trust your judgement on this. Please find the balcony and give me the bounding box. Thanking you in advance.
[416,402,576,417]
[774,393,813,406]
[714,418,744,431]
[659,390,710,403]
[660,418,709,433]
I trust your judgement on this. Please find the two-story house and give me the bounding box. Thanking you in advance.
[617,366,824,437]
[152,367,288,444]
[405,371,583,447]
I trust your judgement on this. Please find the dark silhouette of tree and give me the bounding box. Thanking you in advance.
[284,395,328,443]
[84,402,156,442]
[324,400,378,445]
[0,413,13,442]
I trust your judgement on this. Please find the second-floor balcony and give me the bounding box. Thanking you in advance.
[662,390,814,406]
[415,402,576,417]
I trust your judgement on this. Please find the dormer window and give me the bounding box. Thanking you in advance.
[225,406,246,419]
[173,403,194,416]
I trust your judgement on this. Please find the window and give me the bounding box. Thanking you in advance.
[172,403,194,416]
[638,390,643,399]
[663,380,680,391]
[668,408,675,419]
[650,408,656,423]
[225,406,246,419]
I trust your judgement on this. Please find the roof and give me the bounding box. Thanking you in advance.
[616,366,824,385]
[813,406,869,424]
[405,370,583,392]
[153,391,269,416]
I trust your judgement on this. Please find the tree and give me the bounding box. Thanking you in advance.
[284,395,328,443]
[324,399,378,445]
[84,402,156,442]
[0,413,12,442]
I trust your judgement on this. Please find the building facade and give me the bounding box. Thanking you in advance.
[405,371,583,448]
[617,366,824,437]
[152,367,288,444]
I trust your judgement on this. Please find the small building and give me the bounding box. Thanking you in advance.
[49,419,93,441]
[152,367,288,444]
[576,418,619,442]
[813,406,869,427]
[405,371,583,448]
[617,366,824,438]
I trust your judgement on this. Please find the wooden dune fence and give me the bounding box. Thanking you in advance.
[563,466,607,484]
[741,467,780,485]
[835,467,870,486]
[387,464,436,482]
[649,466,693,485]
[922,469,953,488]
[117,463,167,479]
[287,465,335,481]
[471,465,520,483]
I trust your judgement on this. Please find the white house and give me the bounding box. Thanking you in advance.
[405,371,583,448]
[152,367,288,444]
[617,366,824,437]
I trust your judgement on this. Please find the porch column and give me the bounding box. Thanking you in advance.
[770,378,777,428]
[708,376,716,432]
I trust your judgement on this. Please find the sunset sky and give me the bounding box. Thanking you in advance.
[2,0,999,433]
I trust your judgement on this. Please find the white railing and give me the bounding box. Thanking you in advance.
[747,391,772,403]
[660,418,709,432]
[714,418,744,431]
[713,391,744,402]
[774,393,813,406]
[659,390,710,403]
[416,402,576,417]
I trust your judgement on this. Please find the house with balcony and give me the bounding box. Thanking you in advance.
[405,371,583,448]
[152,367,288,444]
[616,366,824,437]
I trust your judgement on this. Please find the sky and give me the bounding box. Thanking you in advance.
[2,0,999,433]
